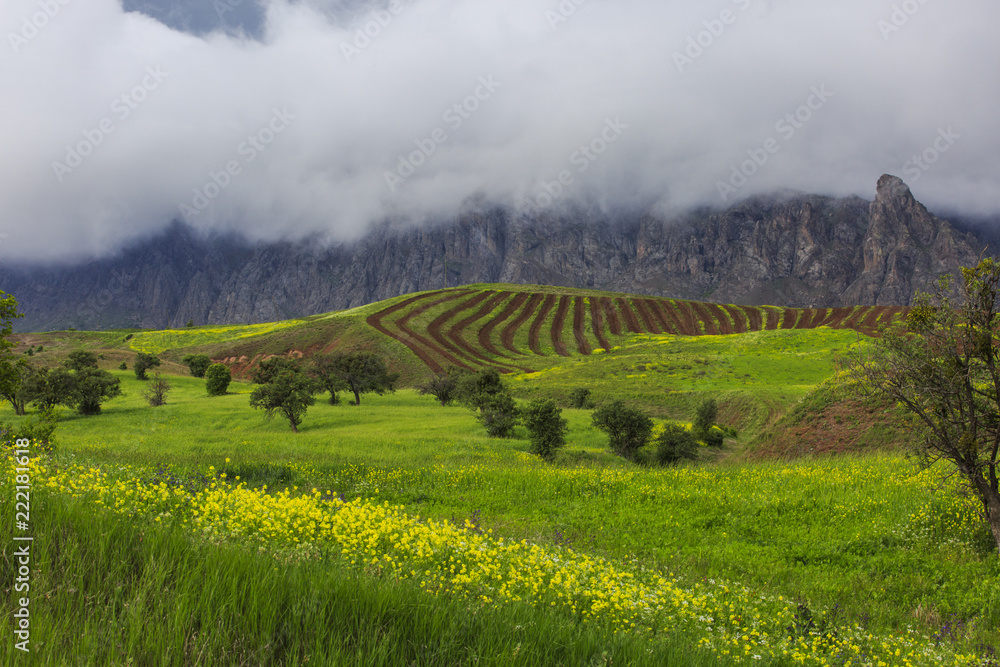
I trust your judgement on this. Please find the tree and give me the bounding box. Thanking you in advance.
[308,355,348,405]
[655,423,699,465]
[181,354,212,378]
[250,369,317,432]
[66,351,98,371]
[522,399,568,461]
[419,367,470,407]
[319,353,398,406]
[26,367,76,411]
[0,291,25,414]
[144,373,171,407]
[254,357,303,385]
[851,258,1000,552]
[456,368,507,413]
[693,398,718,437]
[72,367,122,415]
[205,364,232,396]
[134,352,161,380]
[592,401,653,461]
[0,363,31,416]
[476,391,520,438]
[570,387,594,409]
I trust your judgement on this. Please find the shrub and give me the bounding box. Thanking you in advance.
[144,373,171,407]
[181,354,212,378]
[703,427,725,448]
[522,400,568,461]
[66,351,98,371]
[419,368,470,407]
[134,352,161,380]
[118,361,127,371]
[655,423,699,465]
[250,369,316,432]
[477,391,520,438]
[205,364,232,396]
[0,406,58,451]
[693,398,718,439]
[569,388,594,409]
[456,368,507,412]
[591,401,653,461]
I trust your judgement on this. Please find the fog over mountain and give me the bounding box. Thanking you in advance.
[2,0,999,263]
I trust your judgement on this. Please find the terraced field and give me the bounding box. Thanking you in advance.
[367,284,906,374]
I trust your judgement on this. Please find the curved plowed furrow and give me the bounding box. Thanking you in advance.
[762,307,782,330]
[842,306,872,330]
[529,295,558,355]
[572,297,592,355]
[780,309,799,330]
[589,298,612,351]
[823,307,853,329]
[501,293,544,355]
[729,305,751,333]
[671,301,700,336]
[742,306,763,332]
[446,292,512,366]
[367,291,467,374]
[632,299,662,334]
[616,298,644,333]
[478,292,530,360]
[426,291,494,367]
[706,304,734,335]
[601,297,622,335]
[551,296,572,357]
[396,291,480,372]
[861,306,887,330]
[799,309,825,329]
[689,302,720,335]
[643,299,672,334]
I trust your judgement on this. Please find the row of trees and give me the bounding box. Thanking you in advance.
[1,350,122,416]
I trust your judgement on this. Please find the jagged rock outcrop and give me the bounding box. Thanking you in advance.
[0,175,988,331]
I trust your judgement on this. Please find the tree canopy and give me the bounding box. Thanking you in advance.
[250,364,317,432]
[0,292,25,414]
[314,353,397,406]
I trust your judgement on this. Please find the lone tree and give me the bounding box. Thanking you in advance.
[592,401,653,462]
[134,352,161,380]
[318,352,397,406]
[693,398,724,448]
[72,367,122,415]
[181,354,212,378]
[309,355,349,405]
[851,258,1000,552]
[250,366,317,433]
[655,423,699,466]
[144,373,171,407]
[65,351,98,371]
[419,367,470,407]
[205,363,232,396]
[522,399,568,461]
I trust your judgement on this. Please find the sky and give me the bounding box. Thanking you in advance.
[1,0,998,263]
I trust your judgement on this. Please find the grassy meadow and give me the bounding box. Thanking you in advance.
[2,292,999,665]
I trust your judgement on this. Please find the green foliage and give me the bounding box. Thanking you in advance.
[309,355,349,405]
[476,390,520,438]
[694,398,718,439]
[591,401,653,461]
[66,350,99,371]
[1,406,59,450]
[144,373,171,407]
[456,368,507,412]
[133,352,161,380]
[318,352,398,406]
[419,368,470,407]
[0,291,25,415]
[521,399,568,460]
[181,354,211,378]
[656,423,699,465]
[205,364,232,396]
[26,348,33,356]
[252,357,302,385]
[250,368,317,433]
[186,319,194,327]
[118,361,127,371]
[569,387,594,409]
[72,367,122,416]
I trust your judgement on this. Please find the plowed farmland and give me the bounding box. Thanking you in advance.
[367,285,904,374]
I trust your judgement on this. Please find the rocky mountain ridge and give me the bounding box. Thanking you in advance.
[0,175,987,332]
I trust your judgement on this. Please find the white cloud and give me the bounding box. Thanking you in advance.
[1,0,998,262]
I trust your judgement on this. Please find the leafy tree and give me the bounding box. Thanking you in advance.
[318,353,398,406]
[254,357,303,385]
[851,258,1000,553]
[27,367,76,411]
[26,348,33,357]
[186,319,194,328]
[419,367,470,407]
[693,398,718,438]
[307,355,347,405]
[72,367,122,415]
[181,354,212,378]
[0,291,25,414]
[118,361,128,371]
[592,401,653,461]
[456,368,507,412]
[570,387,594,409]
[0,363,32,416]
[249,368,317,433]
[134,352,161,381]
[66,351,98,371]
[205,364,232,396]
[655,423,699,465]
[476,391,520,438]
[144,373,171,407]
[522,399,568,461]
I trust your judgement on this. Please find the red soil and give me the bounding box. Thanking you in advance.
[529,295,558,355]
[478,292,530,360]
[762,307,782,330]
[643,299,672,334]
[616,298,643,333]
[367,291,475,374]
[572,297,592,355]
[589,298,612,350]
[780,309,799,330]
[648,300,681,335]
[861,306,888,330]
[689,302,720,335]
[705,304,734,335]
[601,297,622,335]
[741,306,763,332]
[632,299,662,333]
[551,296,572,356]
[823,307,854,329]
[445,291,511,366]
[426,291,493,366]
[501,293,544,355]
[671,301,701,336]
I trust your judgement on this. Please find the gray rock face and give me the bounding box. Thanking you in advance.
[0,175,987,331]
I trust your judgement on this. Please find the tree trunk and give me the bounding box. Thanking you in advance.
[975,477,1000,553]
[353,389,361,406]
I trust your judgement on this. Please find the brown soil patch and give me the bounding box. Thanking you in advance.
[478,292,530,361]
[841,306,870,330]
[551,295,572,356]
[601,297,622,335]
[589,298,611,350]
[706,304,734,334]
[824,307,853,329]
[572,297,592,355]
[762,307,782,330]
[367,291,461,374]
[643,299,671,333]
[501,293,544,355]
[780,309,799,330]
[427,291,493,366]
[632,299,662,333]
[671,301,700,336]
[741,306,763,332]
[689,302,720,335]
[649,300,682,335]
[529,295,558,355]
[397,292,480,372]
[616,298,643,333]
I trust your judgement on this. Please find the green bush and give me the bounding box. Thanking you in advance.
[693,398,718,438]
[181,354,212,378]
[205,364,232,396]
[133,352,161,381]
[0,406,58,451]
[569,388,594,409]
[591,401,653,461]
[477,391,520,438]
[522,400,569,461]
[655,423,699,465]
[118,361,127,371]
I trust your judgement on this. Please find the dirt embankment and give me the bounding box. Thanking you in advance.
[529,295,558,355]
[550,296,572,357]
[501,293,544,355]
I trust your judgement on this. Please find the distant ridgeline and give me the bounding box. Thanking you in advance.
[0,175,983,332]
